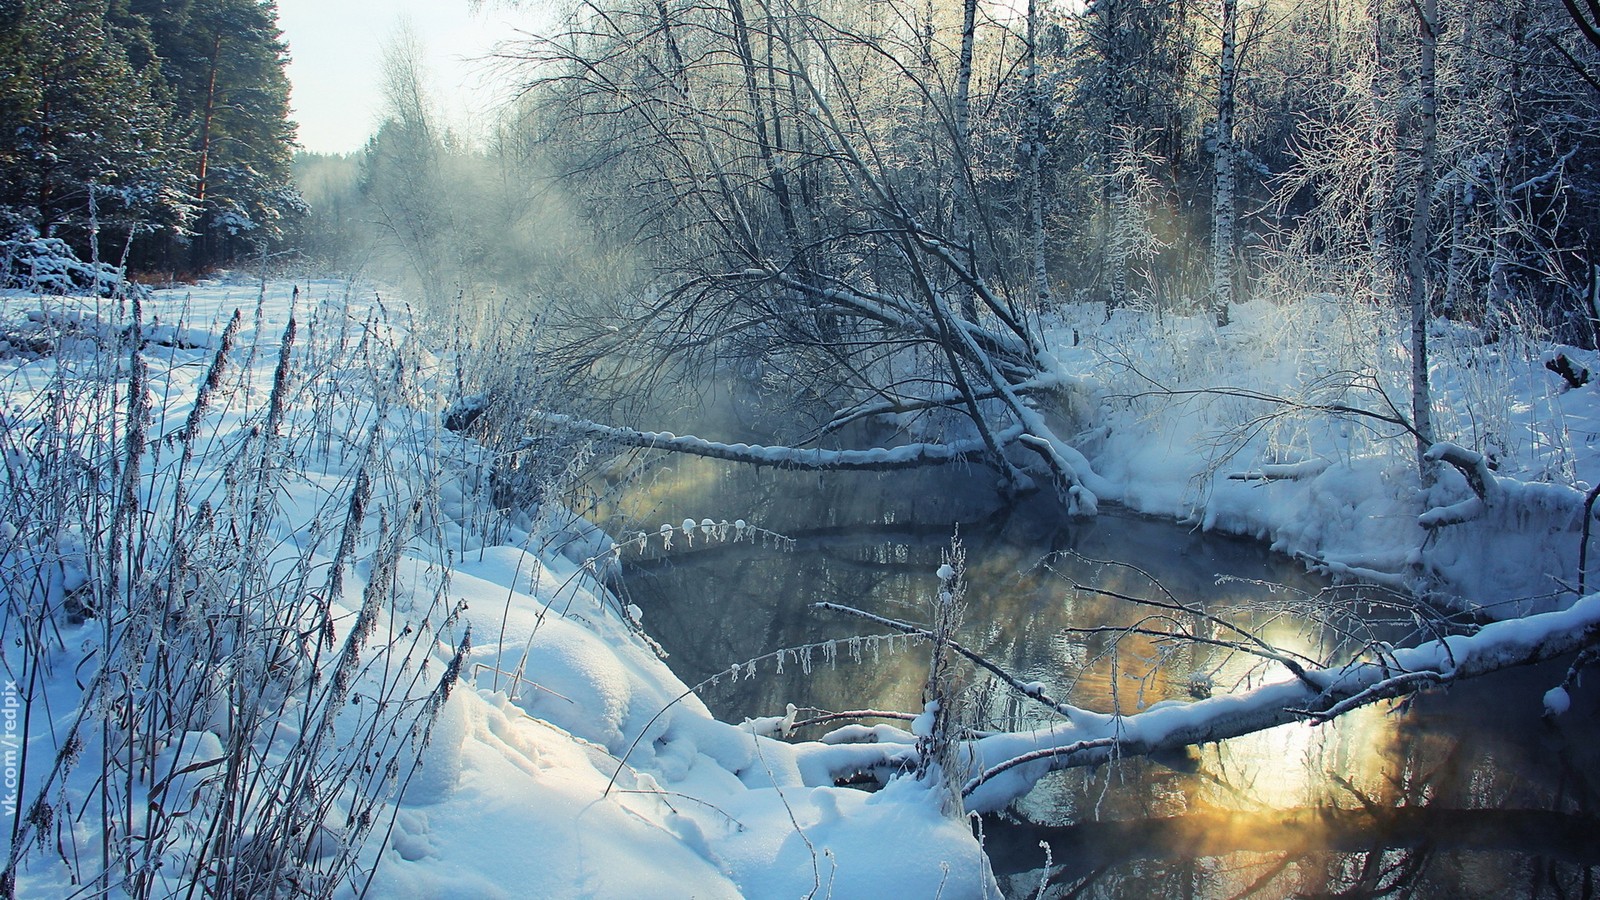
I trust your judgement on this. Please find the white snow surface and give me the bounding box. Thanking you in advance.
[1042,296,1600,610]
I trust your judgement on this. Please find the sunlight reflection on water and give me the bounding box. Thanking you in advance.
[594,438,1600,898]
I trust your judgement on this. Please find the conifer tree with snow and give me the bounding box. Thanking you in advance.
[0,0,190,248]
[0,0,302,278]
[123,0,303,272]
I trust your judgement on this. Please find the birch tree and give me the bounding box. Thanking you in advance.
[1209,0,1237,327]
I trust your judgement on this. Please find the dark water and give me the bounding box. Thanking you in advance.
[594,447,1600,898]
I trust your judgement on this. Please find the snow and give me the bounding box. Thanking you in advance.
[5,276,1598,895]
[1041,296,1600,609]
[1544,685,1572,716]
[0,278,994,898]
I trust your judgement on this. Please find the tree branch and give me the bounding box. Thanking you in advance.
[522,410,1022,471]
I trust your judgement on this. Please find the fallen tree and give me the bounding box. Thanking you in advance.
[501,0,1109,513]
[517,410,1014,471]
[796,587,1600,813]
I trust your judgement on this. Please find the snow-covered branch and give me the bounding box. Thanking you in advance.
[1419,441,1587,532]
[955,591,1600,811]
[522,411,1019,471]
[1226,458,1332,482]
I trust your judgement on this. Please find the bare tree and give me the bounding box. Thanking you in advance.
[503,0,1106,511]
[1406,0,1438,473]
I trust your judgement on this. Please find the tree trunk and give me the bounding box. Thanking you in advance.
[954,0,979,322]
[1025,0,1051,311]
[190,33,223,272]
[1444,179,1470,320]
[1406,0,1438,475]
[728,0,803,270]
[1210,0,1237,328]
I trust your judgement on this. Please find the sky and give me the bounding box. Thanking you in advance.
[275,0,538,155]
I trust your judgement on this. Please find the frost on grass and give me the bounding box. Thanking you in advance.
[0,279,994,900]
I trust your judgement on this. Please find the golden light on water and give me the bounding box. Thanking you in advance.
[1200,613,1397,809]
[1208,703,1394,810]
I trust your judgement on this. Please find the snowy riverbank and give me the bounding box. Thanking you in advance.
[0,278,993,898]
[1046,295,1599,611]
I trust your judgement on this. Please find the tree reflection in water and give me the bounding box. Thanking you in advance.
[987,661,1600,898]
[605,453,1600,899]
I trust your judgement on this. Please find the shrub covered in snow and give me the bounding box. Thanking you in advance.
[1,230,145,298]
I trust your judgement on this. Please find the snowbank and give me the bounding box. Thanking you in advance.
[0,278,993,898]
[1043,296,1600,610]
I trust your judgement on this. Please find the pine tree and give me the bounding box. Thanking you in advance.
[0,0,189,247]
[129,0,303,271]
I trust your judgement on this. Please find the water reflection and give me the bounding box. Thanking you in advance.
[594,454,1600,898]
[993,665,1600,898]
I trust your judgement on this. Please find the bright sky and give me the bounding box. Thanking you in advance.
[276,0,535,155]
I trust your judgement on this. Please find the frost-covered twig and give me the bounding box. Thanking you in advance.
[959,738,1118,799]
[1102,381,1422,441]
[1057,577,1325,690]
[788,709,918,730]
[813,601,1090,720]
[1284,670,1445,722]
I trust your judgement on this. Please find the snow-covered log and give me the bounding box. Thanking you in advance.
[955,590,1600,811]
[524,410,1020,471]
[1226,458,1332,482]
[794,589,1600,808]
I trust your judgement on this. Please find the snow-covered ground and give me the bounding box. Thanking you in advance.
[1046,295,1599,611]
[1,277,1592,897]
[0,278,990,898]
